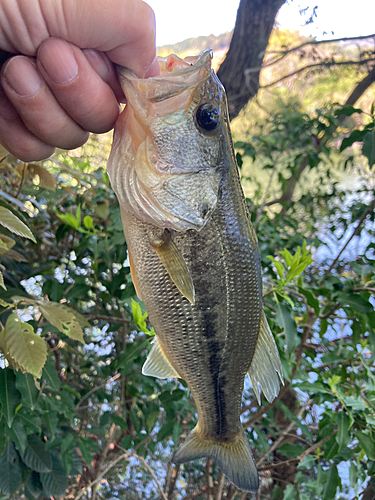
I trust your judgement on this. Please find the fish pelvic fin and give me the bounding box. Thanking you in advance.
[142,337,180,379]
[248,313,284,404]
[172,427,259,493]
[150,229,195,304]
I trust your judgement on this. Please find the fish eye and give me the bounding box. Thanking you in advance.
[195,103,220,133]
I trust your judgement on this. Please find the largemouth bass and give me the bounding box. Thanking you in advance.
[107,50,283,493]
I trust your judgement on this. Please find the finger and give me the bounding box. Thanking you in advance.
[0,86,55,162]
[3,0,158,78]
[1,55,90,149]
[82,49,125,103]
[36,38,120,133]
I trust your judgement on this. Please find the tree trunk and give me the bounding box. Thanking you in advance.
[217,0,285,120]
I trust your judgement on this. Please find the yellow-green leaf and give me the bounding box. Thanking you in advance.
[4,313,47,377]
[37,302,84,343]
[0,270,5,290]
[0,207,36,242]
[0,235,15,255]
[0,298,11,307]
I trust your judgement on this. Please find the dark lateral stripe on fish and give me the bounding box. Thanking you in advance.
[199,287,228,438]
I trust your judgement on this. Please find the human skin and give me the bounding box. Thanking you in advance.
[0,0,159,161]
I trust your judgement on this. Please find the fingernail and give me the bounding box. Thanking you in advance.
[145,56,160,78]
[83,49,110,81]
[38,39,78,84]
[3,57,42,98]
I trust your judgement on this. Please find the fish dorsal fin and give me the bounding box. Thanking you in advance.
[247,313,284,404]
[128,249,142,301]
[142,337,180,379]
[150,230,195,305]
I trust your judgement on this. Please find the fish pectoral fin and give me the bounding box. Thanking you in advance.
[128,249,142,301]
[172,427,259,493]
[247,313,284,404]
[142,337,180,379]
[150,230,195,305]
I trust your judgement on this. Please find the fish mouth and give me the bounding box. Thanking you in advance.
[116,49,214,104]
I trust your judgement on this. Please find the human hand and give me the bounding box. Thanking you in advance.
[0,0,158,161]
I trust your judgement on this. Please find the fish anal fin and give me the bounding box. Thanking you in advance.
[248,313,284,404]
[172,427,259,493]
[150,230,195,304]
[128,249,142,301]
[142,337,180,379]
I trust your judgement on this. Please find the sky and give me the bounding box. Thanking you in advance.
[146,0,375,47]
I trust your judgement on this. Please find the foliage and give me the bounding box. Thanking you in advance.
[0,40,375,500]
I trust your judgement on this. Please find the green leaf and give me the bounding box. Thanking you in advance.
[4,313,47,377]
[17,408,41,434]
[57,212,80,229]
[0,367,22,427]
[15,371,38,410]
[0,207,36,242]
[298,454,315,469]
[283,484,297,500]
[336,105,363,117]
[157,421,174,442]
[159,389,185,406]
[356,431,375,460]
[39,453,68,496]
[78,439,94,466]
[324,434,339,460]
[37,302,84,342]
[339,293,374,313]
[24,472,44,499]
[146,411,159,432]
[83,215,93,229]
[0,444,23,495]
[278,443,305,458]
[340,129,368,151]
[43,401,58,438]
[116,338,150,371]
[336,412,350,451]
[9,419,27,453]
[362,128,375,168]
[272,485,282,499]
[60,434,75,474]
[42,358,61,391]
[21,435,52,473]
[322,464,340,500]
[298,287,320,315]
[70,449,83,476]
[275,303,299,356]
[172,422,182,445]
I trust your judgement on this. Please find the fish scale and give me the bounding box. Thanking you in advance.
[108,49,283,493]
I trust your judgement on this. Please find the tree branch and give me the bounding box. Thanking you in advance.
[168,464,181,500]
[259,58,375,90]
[264,34,375,57]
[323,197,375,278]
[75,451,168,500]
[262,34,375,69]
[256,399,312,468]
[214,471,225,500]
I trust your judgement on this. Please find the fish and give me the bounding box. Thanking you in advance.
[107,49,284,493]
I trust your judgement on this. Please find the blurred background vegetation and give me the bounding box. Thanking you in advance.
[0,1,375,499]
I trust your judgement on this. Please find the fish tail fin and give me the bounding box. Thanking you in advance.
[248,312,284,404]
[172,427,259,493]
